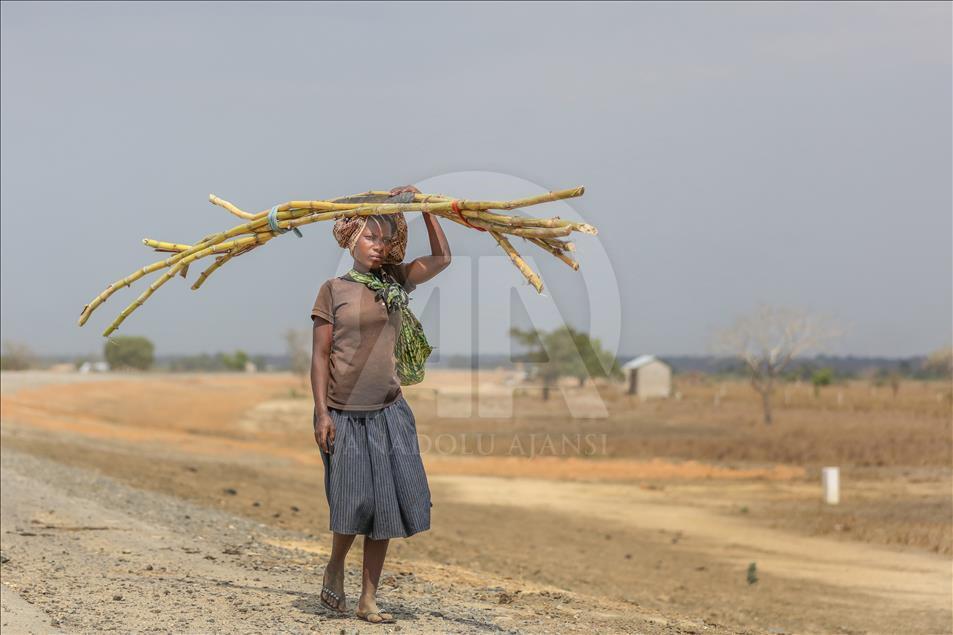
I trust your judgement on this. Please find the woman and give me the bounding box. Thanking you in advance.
[310,184,450,624]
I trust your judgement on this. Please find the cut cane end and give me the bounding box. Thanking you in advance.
[578,224,598,235]
[78,306,93,326]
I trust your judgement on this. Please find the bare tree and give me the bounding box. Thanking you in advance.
[0,340,37,371]
[923,345,953,378]
[284,328,310,386]
[713,305,842,425]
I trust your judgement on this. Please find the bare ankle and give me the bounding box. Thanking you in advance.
[358,593,377,606]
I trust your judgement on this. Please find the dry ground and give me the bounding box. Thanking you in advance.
[1,369,950,634]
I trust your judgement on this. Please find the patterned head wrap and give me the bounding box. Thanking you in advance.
[331,191,411,264]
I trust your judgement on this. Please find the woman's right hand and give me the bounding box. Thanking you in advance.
[314,411,336,454]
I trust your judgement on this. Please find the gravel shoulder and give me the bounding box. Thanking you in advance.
[0,446,720,634]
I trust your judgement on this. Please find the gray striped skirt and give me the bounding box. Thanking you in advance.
[319,394,432,540]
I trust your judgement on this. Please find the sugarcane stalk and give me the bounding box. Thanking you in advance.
[210,186,585,219]
[526,237,579,270]
[82,213,317,327]
[208,195,255,220]
[143,239,235,254]
[278,200,592,238]
[486,229,543,293]
[208,189,595,243]
[489,224,574,239]
[80,217,286,327]
[83,202,449,327]
[191,245,255,290]
[542,238,575,252]
[355,191,578,230]
[81,186,596,333]
[103,234,271,336]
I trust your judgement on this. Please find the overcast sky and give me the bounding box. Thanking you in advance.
[1,2,950,359]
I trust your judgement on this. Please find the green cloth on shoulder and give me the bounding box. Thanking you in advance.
[344,267,433,386]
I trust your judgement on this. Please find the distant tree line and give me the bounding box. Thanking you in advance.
[0,336,268,372]
[162,351,266,372]
[667,351,952,381]
[694,353,952,382]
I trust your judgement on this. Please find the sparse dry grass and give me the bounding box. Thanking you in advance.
[410,377,952,468]
[404,374,953,554]
[3,370,950,554]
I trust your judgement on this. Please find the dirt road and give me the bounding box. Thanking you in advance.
[1,372,950,634]
[1,447,716,634]
[441,475,950,607]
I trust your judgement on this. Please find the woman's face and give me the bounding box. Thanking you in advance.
[351,217,394,270]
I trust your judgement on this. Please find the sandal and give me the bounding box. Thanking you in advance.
[320,567,346,613]
[355,609,395,624]
[321,586,345,612]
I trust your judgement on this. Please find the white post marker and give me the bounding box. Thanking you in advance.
[822,466,840,505]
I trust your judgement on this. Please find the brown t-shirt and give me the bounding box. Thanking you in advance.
[311,263,417,411]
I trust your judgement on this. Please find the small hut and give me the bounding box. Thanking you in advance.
[622,354,671,399]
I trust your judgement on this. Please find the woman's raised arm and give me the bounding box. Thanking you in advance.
[388,185,451,287]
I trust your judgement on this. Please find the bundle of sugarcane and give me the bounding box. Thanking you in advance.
[78,186,597,337]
